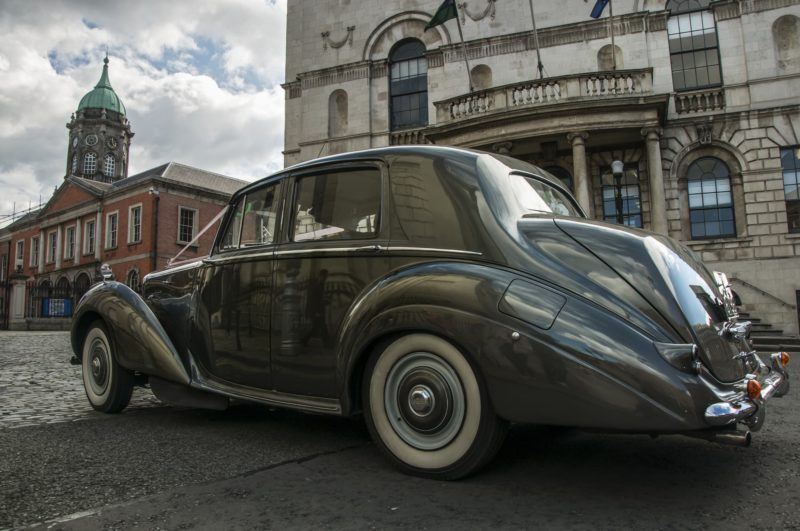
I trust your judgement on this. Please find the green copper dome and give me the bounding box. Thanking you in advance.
[77,57,126,115]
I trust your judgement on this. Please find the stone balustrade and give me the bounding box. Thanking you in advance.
[673,88,726,114]
[435,68,653,125]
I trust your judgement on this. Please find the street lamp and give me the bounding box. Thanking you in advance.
[611,160,625,225]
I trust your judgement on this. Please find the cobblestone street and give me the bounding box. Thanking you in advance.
[1,331,798,530]
[0,331,161,429]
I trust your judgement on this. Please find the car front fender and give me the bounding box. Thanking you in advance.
[71,281,191,386]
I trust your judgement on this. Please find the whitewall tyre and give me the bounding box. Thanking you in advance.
[363,333,507,480]
[81,322,134,413]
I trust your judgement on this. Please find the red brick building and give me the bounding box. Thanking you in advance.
[0,58,246,329]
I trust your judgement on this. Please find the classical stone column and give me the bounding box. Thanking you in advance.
[567,132,593,217]
[642,127,668,235]
[8,273,28,330]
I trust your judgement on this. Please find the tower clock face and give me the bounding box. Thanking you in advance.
[85,134,98,146]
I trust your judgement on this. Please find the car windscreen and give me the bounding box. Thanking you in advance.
[510,173,581,217]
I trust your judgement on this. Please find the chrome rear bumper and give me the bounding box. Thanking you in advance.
[704,352,790,430]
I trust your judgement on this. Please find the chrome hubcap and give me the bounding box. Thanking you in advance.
[384,352,465,451]
[87,338,110,395]
[408,385,435,417]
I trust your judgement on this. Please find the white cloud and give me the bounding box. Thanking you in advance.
[0,0,287,225]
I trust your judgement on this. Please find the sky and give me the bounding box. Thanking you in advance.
[0,0,287,225]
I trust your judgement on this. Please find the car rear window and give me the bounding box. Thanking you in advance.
[510,174,581,217]
[292,168,381,242]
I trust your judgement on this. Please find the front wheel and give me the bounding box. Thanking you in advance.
[363,334,507,480]
[81,321,134,413]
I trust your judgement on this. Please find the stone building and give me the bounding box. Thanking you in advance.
[0,58,246,329]
[282,0,800,334]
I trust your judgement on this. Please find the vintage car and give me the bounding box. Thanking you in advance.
[71,145,790,479]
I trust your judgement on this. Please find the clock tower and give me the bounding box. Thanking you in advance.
[66,56,133,183]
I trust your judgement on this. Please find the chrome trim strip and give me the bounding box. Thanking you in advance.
[388,247,483,256]
[274,246,384,257]
[187,355,342,414]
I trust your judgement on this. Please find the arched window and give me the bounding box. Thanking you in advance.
[71,155,78,175]
[597,45,623,70]
[328,90,348,137]
[389,39,428,130]
[688,157,735,239]
[74,272,91,300]
[104,153,115,178]
[470,64,492,90]
[127,269,140,292]
[666,0,721,90]
[83,152,97,175]
[773,15,800,72]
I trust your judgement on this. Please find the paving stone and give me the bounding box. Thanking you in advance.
[0,331,161,430]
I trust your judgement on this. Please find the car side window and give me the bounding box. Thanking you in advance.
[220,184,278,250]
[292,168,380,242]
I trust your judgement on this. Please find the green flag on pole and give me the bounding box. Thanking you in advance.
[425,0,457,31]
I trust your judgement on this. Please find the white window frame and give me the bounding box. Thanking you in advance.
[15,240,24,271]
[105,211,118,249]
[84,220,96,255]
[64,226,76,260]
[46,231,57,264]
[104,153,116,178]
[30,236,39,267]
[128,204,142,244]
[83,152,97,175]
[177,206,199,245]
[0,253,6,281]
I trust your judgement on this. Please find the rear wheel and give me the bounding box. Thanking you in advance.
[363,333,507,480]
[81,322,134,413]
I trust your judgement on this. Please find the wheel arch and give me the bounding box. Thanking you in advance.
[70,280,191,385]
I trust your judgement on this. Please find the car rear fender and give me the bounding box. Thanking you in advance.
[71,281,191,386]
[336,261,518,415]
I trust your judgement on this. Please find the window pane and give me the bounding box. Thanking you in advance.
[221,199,245,250]
[293,168,381,242]
[240,185,278,246]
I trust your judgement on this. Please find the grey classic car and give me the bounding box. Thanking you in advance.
[71,146,790,479]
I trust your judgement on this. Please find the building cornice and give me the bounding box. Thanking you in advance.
[280,11,668,93]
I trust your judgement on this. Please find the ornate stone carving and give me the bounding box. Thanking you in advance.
[321,26,355,50]
[457,0,496,23]
[696,123,713,144]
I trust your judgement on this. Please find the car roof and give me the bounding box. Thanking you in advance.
[234,145,560,199]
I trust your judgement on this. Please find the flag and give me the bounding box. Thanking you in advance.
[590,0,609,18]
[425,0,458,31]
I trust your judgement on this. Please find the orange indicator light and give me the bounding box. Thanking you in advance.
[779,352,790,367]
[746,379,762,400]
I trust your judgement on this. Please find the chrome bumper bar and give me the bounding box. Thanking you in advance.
[704,352,790,429]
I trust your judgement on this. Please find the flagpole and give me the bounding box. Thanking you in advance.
[527,0,544,79]
[608,0,617,71]
[454,4,475,92]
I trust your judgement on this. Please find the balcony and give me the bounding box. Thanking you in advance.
[434,68,654,126]
[673,87,725,115]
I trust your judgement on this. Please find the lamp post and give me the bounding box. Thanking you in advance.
[611,160,625,225]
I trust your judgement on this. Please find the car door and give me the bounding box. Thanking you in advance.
[271,161,390,398]
[194,179,283,389]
